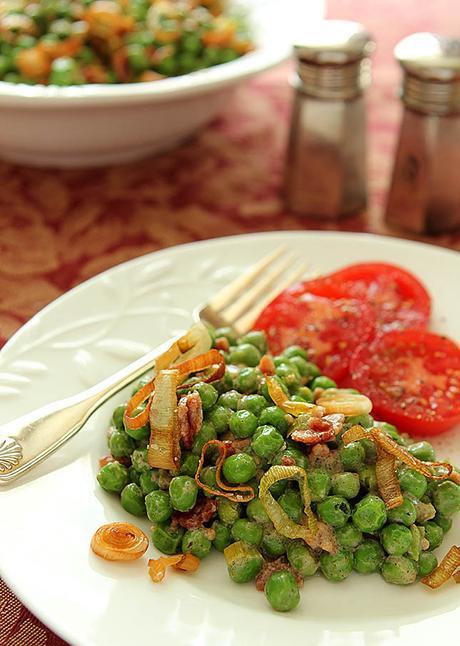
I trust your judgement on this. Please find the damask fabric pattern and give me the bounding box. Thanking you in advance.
[0,1,459,644]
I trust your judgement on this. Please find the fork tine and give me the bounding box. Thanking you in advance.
[207,245,287,312]
[232,264,309,337]
[220,254,297,324]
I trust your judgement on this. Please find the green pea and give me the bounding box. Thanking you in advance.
[151,523,184,555]
[180,452,200,477]
[205,406,231,436]
[49,56,83,86]
[353,539,384,574]
[377,422,407,446]
[311,376,337,390]
[434,513,452,533]
[274,448,308,471]
[120,483,146,517]
[408,441,436,462]
[212,521,232,552]
[126,43,149,72]
[129,466,140,485]
[432,480,460,517]
[240,330,268,354]
[381,523,412,556]
[265,570,300,612]
[292,386,314,402]
[231,518,263,547]
[217,498,241,525]
[258,406,290,435]
[182,31,202,54]
[225,542,263,583]
[194,382,218,411]
[335,523,363,549]
[251,425,285,460]
[238,394,267,417]
[288,357,311,381]
[360,439,377,463]
[286,540,318,577]
[139,470,159,495]
[417,551,438,578]
[223,453,257,484]
[49,18,72,39]
[278,489,303,524]
[125,421,150,442]
[182,528,212,559]
[246,498,269,524]
[229,343,261,367]
[215,326,237,345]
[261,527,286,558]
[236,367,259,393]
[218,389,242,411]
[229,409,258,439]
[97,461,129,493]
[307,469,331,502]
[169,476,198,512]
[344,414,374,429]
[109,430,135,458]
[157,55,177,76]
[275,363,301,390]
[339,442,365,472]
[131,448,150,473]
[191,421,217,455]
[352,495,387,533]
[320,549,353,582]
[398,469,428,499]
[387,496,417,526]
[423,521,444,550]
[358,465,378,491]
[381,556,417,585]
[112,404,126,430]
[331,472,360,499]
[282,345,308,360]
[317,495,351,528]
[145,490,172,523]
[199,465,217,492]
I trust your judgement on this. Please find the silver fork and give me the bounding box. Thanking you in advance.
[0,246,305,485]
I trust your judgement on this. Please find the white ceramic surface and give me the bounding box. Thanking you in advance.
[0,231,459,646]
[0,0,324,167]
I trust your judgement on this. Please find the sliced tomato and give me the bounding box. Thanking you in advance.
[254,292,375,383]
[289,263,431,334]
[349,330,460,435]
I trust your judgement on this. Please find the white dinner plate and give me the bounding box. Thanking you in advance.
[0,231,459,646]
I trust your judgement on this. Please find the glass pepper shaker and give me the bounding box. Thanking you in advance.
[284,20,374,219]
[385,33,460,233]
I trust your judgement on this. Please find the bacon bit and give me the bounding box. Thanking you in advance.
[99,455,114,468]
[83,63,108,83]
[173,498,217,530]
[309,443,331,460]
[290,414,343,446]
[195,440,254,503]
[281,455,296,466]
[421,545,460,589]
[450,471,460,486]
[177,391,203,449]
[112,47,131,82]
[259,354,276,376]
[215,336,230,352]
[139,70,164,82]
[255,557,303,592]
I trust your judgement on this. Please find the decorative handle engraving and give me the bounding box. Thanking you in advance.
[0,437,23,473]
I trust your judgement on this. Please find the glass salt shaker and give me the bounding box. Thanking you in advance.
[385,33,460,233]
[284,20,374,219]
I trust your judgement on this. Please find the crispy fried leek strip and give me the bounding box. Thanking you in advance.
[124,324,211,430]
[148,369,180,470]
[195,440,255,503]
[266,376,324,417]
[421,545,460,589]
[375,444,404,510]
[175,349,225,383]
[148,553,200,583]
[91,523,148,561]
[342,425,453,510]
[259,465,318,547]
[316,389,372,416]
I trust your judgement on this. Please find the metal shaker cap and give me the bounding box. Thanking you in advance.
[294,20,374,99]
[395,33,460,114]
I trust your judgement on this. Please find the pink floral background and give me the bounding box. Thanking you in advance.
[1,1,459,644]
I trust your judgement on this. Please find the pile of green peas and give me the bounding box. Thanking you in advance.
[97,326,460,613]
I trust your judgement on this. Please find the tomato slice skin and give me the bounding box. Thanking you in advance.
[254,292,376,383]
[289,263,431,334]
[349,330,460,435]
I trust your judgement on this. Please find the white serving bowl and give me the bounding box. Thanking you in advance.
[0,0,324,167]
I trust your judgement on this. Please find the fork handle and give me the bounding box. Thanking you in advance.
[0,335,179,485]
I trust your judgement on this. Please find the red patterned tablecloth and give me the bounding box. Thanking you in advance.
[1,1,459,644]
